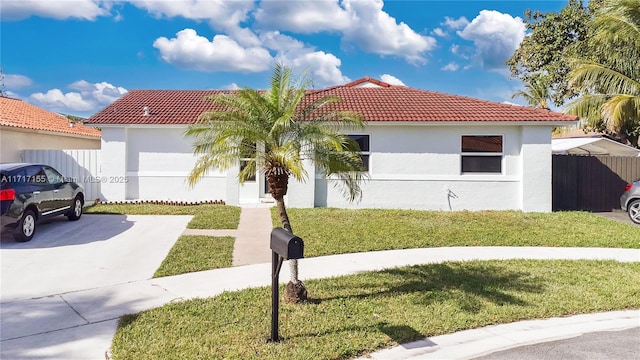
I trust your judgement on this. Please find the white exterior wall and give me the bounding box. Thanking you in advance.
[315,124,552,212]
[101,127,128,200]
[521,126,552,212]
[125,127,228,202]
[286,157,316,208]
[100,126,240,203]
[99,123,555,212]
[1,126,100,163]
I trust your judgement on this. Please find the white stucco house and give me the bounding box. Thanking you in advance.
[87,77,577,212]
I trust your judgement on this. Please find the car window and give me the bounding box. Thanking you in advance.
[24,166,48,185]
[43,167,64,185]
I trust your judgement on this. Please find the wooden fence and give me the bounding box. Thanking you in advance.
[552,154,640,212]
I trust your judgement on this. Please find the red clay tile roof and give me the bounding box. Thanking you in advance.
[87,78,578,125]
[1,96,101,137]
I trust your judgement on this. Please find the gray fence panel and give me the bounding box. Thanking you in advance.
[21,149,101,204]
[552,154,640,212]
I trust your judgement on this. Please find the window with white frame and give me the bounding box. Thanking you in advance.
[348,134,370,171]
[461,135,503,173]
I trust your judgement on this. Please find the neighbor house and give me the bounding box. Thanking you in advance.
[87,77,577,212]
[0,96,101,163]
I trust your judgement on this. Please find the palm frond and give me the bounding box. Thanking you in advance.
[570,62,640,95]
[601,94,640,130]
[185,62,367,201]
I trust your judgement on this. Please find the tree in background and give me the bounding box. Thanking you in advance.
[511,76,551,109]
[506,0,599,107]
[185,63,367,303]
[565,0,640,146]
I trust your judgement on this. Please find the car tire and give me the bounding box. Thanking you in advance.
[628,199,640,225]
[13,209,37,242]
[67,196,83,221]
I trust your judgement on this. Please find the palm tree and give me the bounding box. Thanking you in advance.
[565,0,640,146]
[185,64,367,303]
[511,76,551,109]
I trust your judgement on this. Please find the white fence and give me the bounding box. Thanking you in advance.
[22,149,102,204]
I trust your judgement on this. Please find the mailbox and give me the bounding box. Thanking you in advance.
[270,227,304,260]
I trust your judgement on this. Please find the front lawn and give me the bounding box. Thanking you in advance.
[86,203,241,229]
[272,209,640,257]
[153,236,234,278]
[112,259,640,360]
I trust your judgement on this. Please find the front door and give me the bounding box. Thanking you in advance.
[238,160,259,203]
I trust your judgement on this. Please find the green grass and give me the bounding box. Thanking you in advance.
[153,236,234,278]
[272,209,640,257]
[86,204,241,229]
[112,259,640,360]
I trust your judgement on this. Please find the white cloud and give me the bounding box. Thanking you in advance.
[380,74,405,86]
[29,80,127,113]
[153,29,273,73]
[153,28,349,86]
[256,0,436,64]
[457,10,525,71]
[68,80,128,104]
[441,62,460,72]
[223,83,241,90]
[0,0,109,20]
[255,0,351,33]
[287,51,349,87]
[263,31,349,86]
[443,16,469,29]
[450,44,472,60]
[3,74,33,88]
[342,0,436,64]
[432,28,447,37]
[30,89,95,112]
[125,0,254,31]
[502,100,522,106]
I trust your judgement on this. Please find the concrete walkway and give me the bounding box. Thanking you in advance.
[1,243,639,359]
[182,205,273,266]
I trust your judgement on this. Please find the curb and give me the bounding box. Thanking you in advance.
[360,310,640,360]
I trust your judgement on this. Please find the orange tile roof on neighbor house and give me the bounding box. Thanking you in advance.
[87,77,578,125]
[1,96,101,138]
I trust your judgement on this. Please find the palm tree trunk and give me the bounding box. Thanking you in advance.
[269,171,308,303]
[275,197,308,303]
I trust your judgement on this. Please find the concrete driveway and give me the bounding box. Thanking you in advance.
[1,214,191,301]
[596,210,639,226]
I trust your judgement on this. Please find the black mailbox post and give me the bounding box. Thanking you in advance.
[269,227,304,342]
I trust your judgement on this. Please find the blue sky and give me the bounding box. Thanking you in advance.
[1,0,567,118]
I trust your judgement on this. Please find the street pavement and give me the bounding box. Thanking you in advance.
[1,207,639,359]
[474,327,640,360]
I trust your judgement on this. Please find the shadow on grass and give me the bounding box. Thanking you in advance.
[378,323,424,345]
[317,262,544,312]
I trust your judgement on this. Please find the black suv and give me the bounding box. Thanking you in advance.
[1,163,84,242]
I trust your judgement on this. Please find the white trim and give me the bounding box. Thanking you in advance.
[318,173,519,182]
[363,121,577,127]
[126,171,225,178]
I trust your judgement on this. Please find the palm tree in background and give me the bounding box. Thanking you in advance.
[565,0,640,146]
[511,76,551,109]
[185,63,367,303]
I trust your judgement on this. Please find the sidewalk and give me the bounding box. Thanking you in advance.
[1,206,639,359]
[2,245,639,359]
